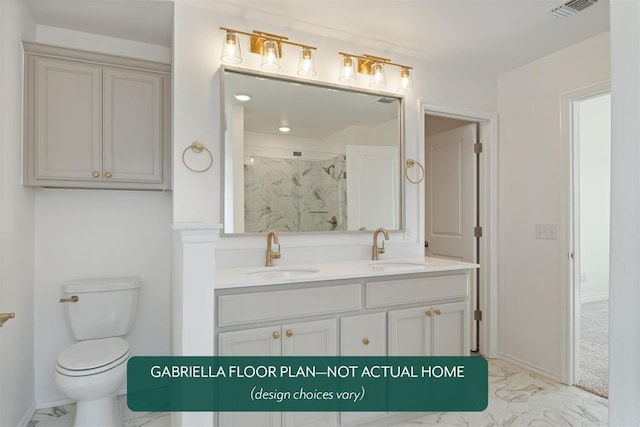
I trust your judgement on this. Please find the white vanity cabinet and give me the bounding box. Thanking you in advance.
[23,42,171,190]
[218,319,338,427]
[388,301,468,357]
[215,268,472,427]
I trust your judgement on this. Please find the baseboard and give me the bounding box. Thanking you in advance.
[17,401,36,427]
[498,352,562,383]
[581,292,609,304]
[36,396,75,410]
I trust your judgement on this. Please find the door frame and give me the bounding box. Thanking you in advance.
[560,81,611,385]
[418,102,499,358]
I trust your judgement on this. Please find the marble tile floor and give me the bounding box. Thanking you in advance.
[29,358,607,427]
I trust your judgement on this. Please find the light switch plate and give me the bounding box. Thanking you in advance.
[535,224,558,240]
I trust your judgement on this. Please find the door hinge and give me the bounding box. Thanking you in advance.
[569,251,575,260]
[474,226,483,238]
[474,142,483,154]
[473,310,482,321]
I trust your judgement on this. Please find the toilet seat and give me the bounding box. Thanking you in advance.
[56,337,130,377]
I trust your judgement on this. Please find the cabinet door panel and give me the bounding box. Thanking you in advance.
[282,319,337,427]
[34,57,102,180]
[282,318,337,356]
[340,313,386,427]
[218,326,281,427]
[341,312,386,356]
[433,301,469,356]
[388,306,431,356]
[103,67,162,182]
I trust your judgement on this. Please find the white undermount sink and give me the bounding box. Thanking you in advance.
[368,261,428,271]
[246,267,320,279]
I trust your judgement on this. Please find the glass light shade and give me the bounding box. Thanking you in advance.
[220,31,242,64]
[297,47,316,77]
[260,39,281,71]
[369,62,386,88]
[338,56,357,83]
[398,67,414,93]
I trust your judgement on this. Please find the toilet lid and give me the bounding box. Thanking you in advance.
[57,337,129,371]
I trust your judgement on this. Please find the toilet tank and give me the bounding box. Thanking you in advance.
[61,277,141,341]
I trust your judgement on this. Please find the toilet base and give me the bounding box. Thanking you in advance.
[74,394,120,427]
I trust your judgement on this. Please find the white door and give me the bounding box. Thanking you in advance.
[424,124,476,262]
[425,123,477,350]
[346,145,399,231]
[388,306,432,356]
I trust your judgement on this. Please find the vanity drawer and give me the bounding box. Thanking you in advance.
[218,283,362,326]
[365,274,468,308]
[341,312,386,356]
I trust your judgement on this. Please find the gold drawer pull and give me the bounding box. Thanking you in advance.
[104,172,112,178]
[286,329,294,338]
[59,296,79,303]
[426,310,432,317]
[435,309,442,315]
[362,338,370,345]
[273,331,280,339]
[92,171,99,178]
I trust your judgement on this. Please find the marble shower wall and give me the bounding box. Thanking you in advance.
[244,155,346,232]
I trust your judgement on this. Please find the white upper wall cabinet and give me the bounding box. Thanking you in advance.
[23,42,171,190]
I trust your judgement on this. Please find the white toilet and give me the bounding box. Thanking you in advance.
[55,277,141,427]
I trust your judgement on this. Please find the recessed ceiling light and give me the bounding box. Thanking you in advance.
[279,126,291,133]
[235,94,251,101]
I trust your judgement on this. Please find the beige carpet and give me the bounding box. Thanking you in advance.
[578,300,609,398]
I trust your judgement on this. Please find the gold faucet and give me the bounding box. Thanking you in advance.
[372,228,389,261]
[266,230,281,267]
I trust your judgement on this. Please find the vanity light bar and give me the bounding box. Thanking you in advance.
[338,52,414,92]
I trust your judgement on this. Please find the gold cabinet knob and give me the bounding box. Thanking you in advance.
[435,309,442,315]
[426,310,432,317]
[273,331,280,339]
[59,296,79,303]
[92,171,99,178]
[362,338,370,345]
[104,172,112,178]
[286,329,294,338]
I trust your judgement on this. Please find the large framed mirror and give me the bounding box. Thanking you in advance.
[222,67,404,234]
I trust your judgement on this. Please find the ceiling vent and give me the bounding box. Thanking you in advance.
[549,0,599,18]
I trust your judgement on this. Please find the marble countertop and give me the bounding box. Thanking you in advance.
[215,256,479,289]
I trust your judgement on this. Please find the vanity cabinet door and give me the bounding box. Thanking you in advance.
[340,313,386,426]
[340,312,386,356]
[218,326,282,427]
[388,302,469,357]
[388,306,432,356]
[282,318,338,427]
[432,301,469,356]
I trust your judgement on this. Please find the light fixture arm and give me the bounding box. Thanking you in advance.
[338,51,412,71]
[220,27,317,52]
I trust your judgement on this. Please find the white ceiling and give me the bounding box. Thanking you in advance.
[24,0,609,75]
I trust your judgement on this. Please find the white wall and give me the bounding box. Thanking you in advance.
[609,0,640,424]
[29,28,174,406]
[0,0,36,424]
[172,3,497,267]
[34,189,172,406]
[497,32,610,379]
[578,93,611,303]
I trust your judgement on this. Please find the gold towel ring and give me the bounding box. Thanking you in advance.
[182,141,213,173]
[405,159,425,184]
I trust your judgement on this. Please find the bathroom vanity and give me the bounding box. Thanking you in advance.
[214,256,478,427]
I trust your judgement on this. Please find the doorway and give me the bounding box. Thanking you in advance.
[569,89,611,397]
[424,114,480,351]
